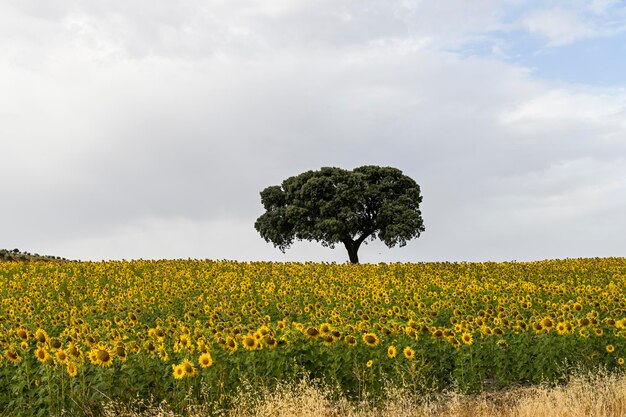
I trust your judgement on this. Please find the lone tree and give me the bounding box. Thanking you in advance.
[254,166,424,263]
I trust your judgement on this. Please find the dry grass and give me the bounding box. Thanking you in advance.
[100,370,626,417]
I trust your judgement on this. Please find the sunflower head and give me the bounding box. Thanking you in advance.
[198,352,213,368]
[362,333,379,347]
[16,328,29,341]
[242,335,258,350]
[172,364,185,379]
[35,347,49,363]
[95,345,114,367]
[305,327,320,338]
[403,346,415,360]
[344,335,357,347]
[34,328,48,344]
[5,348,22,364]
[181,359,196,377]
[66,362,78,377]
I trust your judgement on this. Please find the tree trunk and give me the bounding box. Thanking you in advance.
[343,239,360,264]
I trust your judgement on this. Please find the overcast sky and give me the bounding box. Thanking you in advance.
[1,0,625,263]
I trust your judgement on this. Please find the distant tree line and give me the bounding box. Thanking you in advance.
[0,248,69,262]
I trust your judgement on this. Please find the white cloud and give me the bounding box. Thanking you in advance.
[520,7,595,46]
[1,1,625,262]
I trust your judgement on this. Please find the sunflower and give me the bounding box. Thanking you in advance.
[172,364,185,379]
[305,327,320,338]
[366,360,373,368]
[362,333,379,347]
[144,341,157,355]
[344,335,357,347]
[242,335,258,350]
[595,328,604,337]
[66,362,78,377]
[5,348,22,365]
[198,352,213,368]
[88,349,100,365]
[55,350,69,365]
[157,346,169,362]
[449,337,461,349]
[319,323,332,334]
[556,322,568,335]
[129,341,141,354]
[540,317,554,331]
[34,328,48,344]
[16,328,29,341]
[181,359,197,377]
[461,332,473,345]
[618,358,625,366]
[225,337,238,351]
[115,345,128,362]
[606,344,615,353]
[403,346,415,360]
[322,335,335,346]
[48,338,62,351]
[387,345,397,359]
[497,339,508,349]
[65,343,82,360]
[35,347,50,363]
[95,345,114,367]
[263,335,278,349]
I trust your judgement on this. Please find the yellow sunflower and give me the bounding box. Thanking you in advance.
[198,352,213,368]
[172,364,185,379]
[95,345,114,367]
[181,359,197,377]
[34,328,48,344]
[35,347,50,363]
[305,327,320,338]
[344,335,357,347]
[5,348,22,365]
[66,362,78,377]
[16,328,29,341]
[242,334,259,350]
[403,346,415,360]
[362,333,379,347]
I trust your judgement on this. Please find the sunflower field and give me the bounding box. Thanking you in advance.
[1,258,625,415]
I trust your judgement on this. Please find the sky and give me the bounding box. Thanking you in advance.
[1,0,625,264]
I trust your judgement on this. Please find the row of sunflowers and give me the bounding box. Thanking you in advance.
[0,258,625,415]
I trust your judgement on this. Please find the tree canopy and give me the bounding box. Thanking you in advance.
[254,166,424,263]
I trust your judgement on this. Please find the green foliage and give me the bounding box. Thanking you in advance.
[254,166,425,263]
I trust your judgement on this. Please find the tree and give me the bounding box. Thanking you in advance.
[254,166,425,263]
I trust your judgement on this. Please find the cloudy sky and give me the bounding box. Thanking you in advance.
[1,0,625,263]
